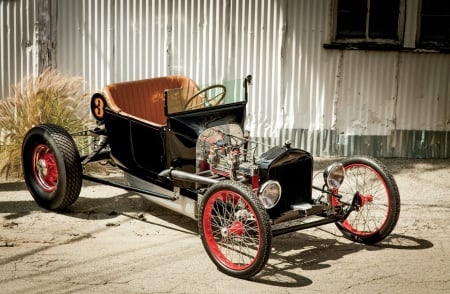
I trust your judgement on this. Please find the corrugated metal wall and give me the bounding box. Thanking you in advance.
[54,0,341,151]
[1,0,449,158]
[0,0,36,98]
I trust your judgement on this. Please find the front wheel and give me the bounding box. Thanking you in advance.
[199,180,271,279]
[336,157,400,244]
[22,124,82,210]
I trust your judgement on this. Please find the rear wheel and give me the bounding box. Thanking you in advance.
[199,180,271,279]
[22,124,82,210]
[336,157,400,244]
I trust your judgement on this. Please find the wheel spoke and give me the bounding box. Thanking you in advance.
[340,164,390,236]
[203,190,261,269]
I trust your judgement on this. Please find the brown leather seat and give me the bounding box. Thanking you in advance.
[104,76,199,126]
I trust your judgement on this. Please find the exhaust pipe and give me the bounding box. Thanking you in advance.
[159,169,219,185]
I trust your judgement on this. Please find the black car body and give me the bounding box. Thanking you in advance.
[22,75,400,278]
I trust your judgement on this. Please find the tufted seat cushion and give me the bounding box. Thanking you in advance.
[104,75,199,126]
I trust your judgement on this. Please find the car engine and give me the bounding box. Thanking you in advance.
[197,124,259,184]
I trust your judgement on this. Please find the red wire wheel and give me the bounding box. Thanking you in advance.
[32,144,59,192]
[199,180,271,279]
[336,157,400,244]
[22,124,82,210]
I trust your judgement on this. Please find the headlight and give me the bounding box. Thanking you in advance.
[258,180,281,209]
[323,162,345,189]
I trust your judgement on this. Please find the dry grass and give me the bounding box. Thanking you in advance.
[0,68,90,179]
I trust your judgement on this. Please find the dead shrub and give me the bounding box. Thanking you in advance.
[0,68,90,179]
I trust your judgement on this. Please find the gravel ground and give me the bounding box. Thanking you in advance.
[0,158,449,293]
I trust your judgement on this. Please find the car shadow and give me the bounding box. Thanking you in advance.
[1,180,434,287]
[65,193,199,234]
[0,181,27,191]
[0,191,149,220]
[0,183,199,235]
[252,231,433,287]
[73,191,434,287]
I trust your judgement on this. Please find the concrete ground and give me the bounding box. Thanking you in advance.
[0,158,449,293]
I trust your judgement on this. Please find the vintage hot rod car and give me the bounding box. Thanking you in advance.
[22,75,400,278]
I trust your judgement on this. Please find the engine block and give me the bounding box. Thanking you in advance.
[197,124,258,181]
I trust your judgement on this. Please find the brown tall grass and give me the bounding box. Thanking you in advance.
[0,68,90,179]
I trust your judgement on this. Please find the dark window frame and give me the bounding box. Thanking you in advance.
[325,0,406,50]
[417,0,450,50]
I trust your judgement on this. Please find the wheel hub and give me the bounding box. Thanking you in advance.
[33,145,58,192]
[228,220,245,236]
[221,227,229,237]
[37,159,48,177]
[358,193,374,207]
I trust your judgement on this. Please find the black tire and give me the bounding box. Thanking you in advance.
[336,157,400,244]
[22,124,82,210]
[198,180,271,279]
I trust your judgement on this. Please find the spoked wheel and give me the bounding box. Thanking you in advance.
[336,157,400,244]
[199,180,271,279]
[22,124,82,210]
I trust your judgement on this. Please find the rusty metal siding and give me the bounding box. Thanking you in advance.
[0,0,36,99]
[397,53,450,131]
[38,0,450,157]
[1,0,450,158]
[336,51,399,136]
[55,0,114,91]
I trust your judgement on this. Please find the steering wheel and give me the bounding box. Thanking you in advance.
[183,85,226,111]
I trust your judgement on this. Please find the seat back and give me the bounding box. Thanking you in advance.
[104,76,199,125]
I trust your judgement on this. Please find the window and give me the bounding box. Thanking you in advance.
[419,0,450,48]
[335,0,401,42]
[325,0,450,52]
